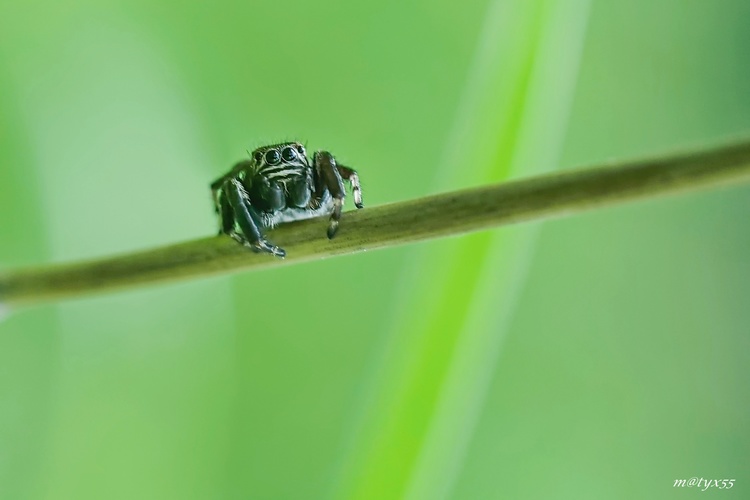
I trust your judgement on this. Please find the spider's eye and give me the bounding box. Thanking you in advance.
[253,151,263,163]
[264,149,281,165]
[281,146,297,162]
[296,144,305,154]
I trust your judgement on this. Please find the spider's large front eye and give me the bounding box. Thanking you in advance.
[281,146,297,162]
[265,149,281,165]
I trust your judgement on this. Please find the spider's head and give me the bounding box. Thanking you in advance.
[251,142,308,170]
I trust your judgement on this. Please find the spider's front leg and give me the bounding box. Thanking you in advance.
[313,151,364,239]
[213,186,234,236]
[222,178,286,258]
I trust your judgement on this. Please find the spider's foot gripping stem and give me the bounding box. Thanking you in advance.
[314,151,347,239]
[227,233,285,258]
[250,239,286,258]
[314,151,364,239]
[327,198,343,239]
[223,178,286,258]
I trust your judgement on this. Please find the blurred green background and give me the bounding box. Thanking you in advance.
[1,0,749,498]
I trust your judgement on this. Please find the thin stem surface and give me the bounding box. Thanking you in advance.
[2,138,750,307]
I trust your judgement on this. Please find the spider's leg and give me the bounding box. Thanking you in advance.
[336,164,363,209]
[223,178,286,258]
[314,151,347,239]
[214,186,235,236]
[212,160,254,235]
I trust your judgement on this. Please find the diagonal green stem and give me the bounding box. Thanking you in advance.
[2,138,750,308]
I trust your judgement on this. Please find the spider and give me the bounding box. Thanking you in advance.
[211,142,363,258]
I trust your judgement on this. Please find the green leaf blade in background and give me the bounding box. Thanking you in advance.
[452,1,750,498]
[333,1,592,498]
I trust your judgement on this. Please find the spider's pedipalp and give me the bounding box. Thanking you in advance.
[337,164,363,209]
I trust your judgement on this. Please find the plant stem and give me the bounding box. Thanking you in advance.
[2,138,750,308]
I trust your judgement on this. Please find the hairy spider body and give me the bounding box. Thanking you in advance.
[211,142,363,257]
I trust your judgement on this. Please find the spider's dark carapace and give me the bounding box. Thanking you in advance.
[211,142,363,257]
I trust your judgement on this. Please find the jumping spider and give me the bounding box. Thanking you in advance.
[211,142,363,257]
